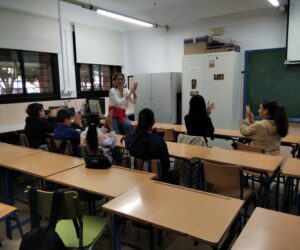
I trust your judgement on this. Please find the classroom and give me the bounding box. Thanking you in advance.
[0,0,300,249]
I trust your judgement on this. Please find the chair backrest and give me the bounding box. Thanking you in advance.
[202,161,242,189]
[24,186,84,249]
[47,139,73,156]
[134,158,162,179]
[19,133,30,147]
[233,142,264,153]
[177,133,206,146]
[163,129,176,142]
[25,187,81,221]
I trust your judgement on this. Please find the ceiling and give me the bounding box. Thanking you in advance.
[85,0,280,27]
[0,0,286,31]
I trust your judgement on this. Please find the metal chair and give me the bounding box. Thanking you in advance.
[0,202,23,241]
[25,186,107,250]
[134,158,162,180]
[18,133,30,147]
[201,160,256,221]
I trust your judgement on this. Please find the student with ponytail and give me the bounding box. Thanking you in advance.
[80,111,117,162]
[125,108,179,185]
[240,100,288,155]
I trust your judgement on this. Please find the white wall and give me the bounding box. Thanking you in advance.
[0,0,129,131]
[0,99,86,133]
[124,9,287,75]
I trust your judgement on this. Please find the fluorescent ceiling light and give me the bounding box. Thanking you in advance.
[268,0,280,7]
[97,9,153,27]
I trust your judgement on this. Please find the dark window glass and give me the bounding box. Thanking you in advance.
[0,50,22,95]
[23,52,54,94]
[76,63,121,98]
[0,48,59,103]
[79,64,91,91]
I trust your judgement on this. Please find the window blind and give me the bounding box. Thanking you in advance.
[0,8,60,53]
[74,23,123,66]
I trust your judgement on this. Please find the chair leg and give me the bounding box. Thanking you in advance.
[296,193,300,215]
[13,211,23,238]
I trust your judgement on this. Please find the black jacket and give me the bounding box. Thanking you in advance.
[184,114,214,143]
[24,116,58,148]
[125,130,170,174]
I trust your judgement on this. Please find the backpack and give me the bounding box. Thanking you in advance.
[19,189,67,250]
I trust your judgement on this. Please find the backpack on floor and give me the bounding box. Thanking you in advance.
[19,189,67,250]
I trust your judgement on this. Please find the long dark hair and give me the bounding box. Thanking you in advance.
[86,113,100,151]
[133,108,155,138]
[262,100,288,137]
[189,95,207,117]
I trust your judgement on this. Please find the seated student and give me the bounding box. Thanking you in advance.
[80,111,117,162]
[184,95,215,144]
[125,108,179,185]
[53,109,83,146]
[240,100,288,155]
[24,103,58,149]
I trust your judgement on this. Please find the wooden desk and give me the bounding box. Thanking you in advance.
[281,158,300,212]
[0,144,40,162]
[282,158,300,178]
[103,181,244,250]
[117,135,283,175]
[116,121,300,156]
[0,203,17,219]
[46,165,155,199]
[214,128,300,157]
[1,151,84,178]
[166,141,283,175]
[232,207,300,250]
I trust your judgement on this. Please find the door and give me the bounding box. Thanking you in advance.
[182,55,205,123]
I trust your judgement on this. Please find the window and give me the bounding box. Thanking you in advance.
[0,48,59,103]
[76,63,121,98]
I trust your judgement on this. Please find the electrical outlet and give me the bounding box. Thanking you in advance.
[61,90,72,98]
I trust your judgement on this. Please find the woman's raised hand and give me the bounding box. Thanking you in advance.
[206,101,215,115]
[246,105,254,124]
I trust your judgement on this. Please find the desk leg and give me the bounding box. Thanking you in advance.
[2,169,14,239]
[149,226,156,250]
[261,169,280,209]
[112,214,121,250]
[290,144,299,158]
[282,176,291,212]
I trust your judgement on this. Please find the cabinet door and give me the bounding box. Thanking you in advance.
[204,53,235,129]
[151,73,172,123]
[134,74,152,118]
[182,55,205,123]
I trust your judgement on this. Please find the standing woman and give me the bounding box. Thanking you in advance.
[240,100,288,155]
[109,73,137,135]
[184,95,215,144]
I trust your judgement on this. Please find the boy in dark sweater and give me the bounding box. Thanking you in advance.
[24,103,58,149]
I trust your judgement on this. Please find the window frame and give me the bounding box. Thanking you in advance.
[0,48,60,104]
[75,63,121,99]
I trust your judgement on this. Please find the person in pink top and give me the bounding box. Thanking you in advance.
[80,111,117,162]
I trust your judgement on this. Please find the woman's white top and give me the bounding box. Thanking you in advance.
[80,126,117,162]
[109,87,137,110]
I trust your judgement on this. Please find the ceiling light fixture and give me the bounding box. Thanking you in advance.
[96,9,153,27]
[268,0,280,7]
[61,0,168,30]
